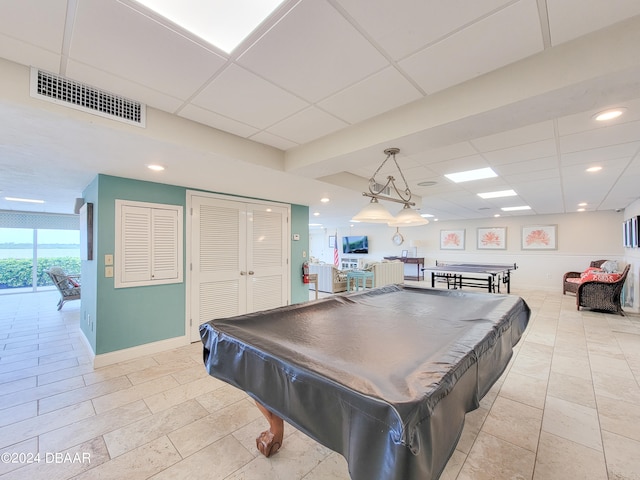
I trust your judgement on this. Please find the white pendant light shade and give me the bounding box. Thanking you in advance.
[388,204,429,226]
[352,198,395,223]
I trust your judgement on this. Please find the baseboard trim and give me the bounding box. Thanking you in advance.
[93,335,189,368]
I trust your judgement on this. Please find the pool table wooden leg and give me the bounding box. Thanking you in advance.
[255,401,284,457]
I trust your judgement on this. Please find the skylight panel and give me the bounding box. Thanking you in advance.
[133,0,285,54]
[444,167,497,183]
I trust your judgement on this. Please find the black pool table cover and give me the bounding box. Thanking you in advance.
[200,285,530,480]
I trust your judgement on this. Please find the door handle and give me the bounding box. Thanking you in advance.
[240,271,246,275]
[248,271,254,275]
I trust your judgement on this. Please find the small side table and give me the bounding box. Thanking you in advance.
[346,271,374,292]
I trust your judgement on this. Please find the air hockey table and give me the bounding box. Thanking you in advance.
[200,285,530,480]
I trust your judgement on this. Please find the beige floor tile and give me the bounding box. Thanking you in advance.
[195,383,249,413]
[0,437,38,476]
[0,376,36,395]
[82,356,159,386]
[223,431,332,480]
[0,400,95,449]
[482,396,542,452]
[541,396,602,451]
[91,374,179,414]
[126,358,200,385]
[38,400,151,453]
[303,452,351,480]
[3,436,111,480]
[533,431,607,480]
[0,401,37,428]
[439,449,466,480]
[36,363,95,386]
[103,398,209,458]
[144,376,224,413]
[602,430,640,480]
[0,375,85,410]
[39,375,132,414]
[547,371,596,408]
[149,434,253,480]
[456,431,535,480]
[592,370,640,405]
[596,395,640,442]
[499,371,548,409]
[509,353,551,381]
[168,399,263,458]
[456,406,489,454]
[550,353,592,380]
[589,353,635,379]
[74,436,181,480]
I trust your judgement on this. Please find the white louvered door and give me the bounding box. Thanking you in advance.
[190,195,288,341]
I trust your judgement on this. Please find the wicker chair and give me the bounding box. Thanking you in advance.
[46,267,81,310]
[562,260,607,295]
[576,264,630,315]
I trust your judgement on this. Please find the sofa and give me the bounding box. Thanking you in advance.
[362,260,404,288]
[309,263,347,293]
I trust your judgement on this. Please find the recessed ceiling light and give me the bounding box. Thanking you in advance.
[501,206,531,211]
[313,212,320,216]
[132,0,285,54]
[433,218,439,222]
[578,202,587,207]
[5,196,45,204]
[594,108,626,121]
[308,223,323,227]
[147,164,165,171]
[417,181,437,187]
[320,197,330,203]
[420,213,434,218]
[577,208,586,212]
[494,214,501,217]
[586,166,602,172]
[477,189,517,199]
[445,167,497,183]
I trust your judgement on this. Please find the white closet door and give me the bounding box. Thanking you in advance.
[191,196,247,341]
[246,204,288,313]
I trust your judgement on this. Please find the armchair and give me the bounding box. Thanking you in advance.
[46,267,81,310]
[576,264,630,315]
[563,260,607,295]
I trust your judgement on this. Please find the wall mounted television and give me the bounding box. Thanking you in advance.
[342,235,369,254]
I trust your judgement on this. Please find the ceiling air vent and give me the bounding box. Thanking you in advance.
[372,182,391,196]
[30,67,146,127]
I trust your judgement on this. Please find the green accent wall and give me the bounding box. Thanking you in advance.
[290,204,310,305]
[83,174,310,356]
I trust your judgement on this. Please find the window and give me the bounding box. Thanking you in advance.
[115,200,183,288]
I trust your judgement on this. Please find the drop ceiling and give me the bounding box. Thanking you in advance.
[1,0,639,227]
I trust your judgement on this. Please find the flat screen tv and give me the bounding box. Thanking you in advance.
[342,235,369,254]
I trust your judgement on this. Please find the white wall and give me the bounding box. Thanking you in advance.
[622,199,640,313]
[311,210,629,298]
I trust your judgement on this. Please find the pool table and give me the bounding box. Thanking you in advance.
[200,285,530,480]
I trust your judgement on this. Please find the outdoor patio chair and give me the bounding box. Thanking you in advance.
[46,266,81,310]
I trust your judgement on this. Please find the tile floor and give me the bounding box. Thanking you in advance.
[1,286,639,479]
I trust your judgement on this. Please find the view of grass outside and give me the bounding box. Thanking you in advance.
[0,227,80,292]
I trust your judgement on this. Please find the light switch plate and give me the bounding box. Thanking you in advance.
[105,266,114,278]
[105,254,113,266]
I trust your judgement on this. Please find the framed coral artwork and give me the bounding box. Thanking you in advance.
[440,229,465,250]
[477,227,506,249]
[522,225,557,250]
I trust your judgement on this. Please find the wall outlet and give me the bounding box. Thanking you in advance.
[105,254,113,266]
[105,266,114,278]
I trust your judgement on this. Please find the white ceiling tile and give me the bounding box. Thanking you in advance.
[427,154,490,175]
[494,156,559,177]
[0,0,67,52]
[317,67,422,124]
[192,65,308,129]
[559,120,640,153]
[399,0,544,94]
[237,0,388,102]
[249,131,299,151]
[66,61,185,113]
[70,0,227,100]
[547,0,640,46]
[0,35,61,73]
[337,0,514,60]
[267,107,349,145]
[560,143,640,166]
[411,142,478,165]
[179,104,260,139]
[483,139,558,165]
[471,121,556,152]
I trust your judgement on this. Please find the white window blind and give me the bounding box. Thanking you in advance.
[115,200,183,288]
